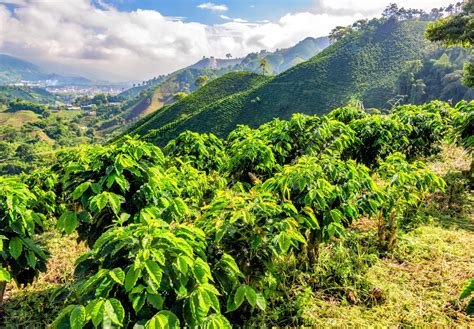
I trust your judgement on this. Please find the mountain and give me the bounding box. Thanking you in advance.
[238,36,330,74]
[127,19,471,146]
[0,54,92,86]
[117,36,330,121]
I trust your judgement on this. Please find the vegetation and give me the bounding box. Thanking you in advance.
[426,0,474,87]
[128,15,473,146]
[0,98,472,326]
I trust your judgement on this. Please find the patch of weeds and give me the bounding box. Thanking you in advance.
[0,232,87,328]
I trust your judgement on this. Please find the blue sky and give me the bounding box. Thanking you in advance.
[101,0,313,25]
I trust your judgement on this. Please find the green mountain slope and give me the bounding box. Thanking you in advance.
[117,36,330,121]
[0,85,63,103]
[238,36,329,74]
[127,71,268,139]
[131,19,446,145]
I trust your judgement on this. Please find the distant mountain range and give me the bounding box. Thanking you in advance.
[0,54,92,86]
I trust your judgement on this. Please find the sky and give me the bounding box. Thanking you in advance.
[0,0,456,82]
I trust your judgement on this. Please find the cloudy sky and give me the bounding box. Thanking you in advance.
[0,0,455,82]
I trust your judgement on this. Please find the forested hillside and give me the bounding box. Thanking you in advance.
[128,18,471,146]
[0,54,91,85]
[126,72,268,139]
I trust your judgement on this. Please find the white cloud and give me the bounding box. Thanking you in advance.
[197,2,228,12]
[0,0,454,81]
[315,0,455,16]
[219,14,231,20]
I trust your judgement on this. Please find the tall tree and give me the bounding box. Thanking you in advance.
[426,0,474,87]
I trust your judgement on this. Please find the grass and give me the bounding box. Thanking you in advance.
[255,143,474,327]
[0,110,39,127]
[0,232,88,328]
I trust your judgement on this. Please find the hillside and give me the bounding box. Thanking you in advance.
[129,19,444,145]
[190,57,242,70]
[117,36,330,122]
[238,36,330,74]
[0,85,64,104]
[126,71,268,140]
[118,67,235,120]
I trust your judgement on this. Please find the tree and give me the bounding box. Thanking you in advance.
[259,57,269,76]
[329,26,351,42]
[173,92,188,101]
[195,75,209,88]
[226,53,232,59]
[426,0,474,87]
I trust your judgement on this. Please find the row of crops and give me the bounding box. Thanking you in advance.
[0,100,472,327]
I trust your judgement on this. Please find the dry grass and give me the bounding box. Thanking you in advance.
[0,232,87,328]
[0,111,39,127]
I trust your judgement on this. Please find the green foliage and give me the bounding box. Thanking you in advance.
[165,131,227,172]
[348,115,412,167]
[453,100,474,153]
[53,221,239,327]
[56,137,166,246]
[0,177,48,292]
[459,278,474,315]
[375,153,445,250]
[425,0,474,87]
[8,100,459,327]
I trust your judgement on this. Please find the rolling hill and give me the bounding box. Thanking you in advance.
[117,36,330,121]
[126,19,438,145]
[126,71,268,140]
[0,85,64,103]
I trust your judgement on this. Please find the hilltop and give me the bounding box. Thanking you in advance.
[238,36,330,74]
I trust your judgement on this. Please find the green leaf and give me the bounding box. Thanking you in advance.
[193,259,211,284]
[245,286,257,308]
[26,250,37,268]
[109,268,125,285]
[72,182,91,200]
[107,192,123,215]
[90,300,105,328]
[58,211,78,235]
[9,237,22,259]
[104,299,123,326]
[145,310,180,329]
[147,294,164,310]
[125,267,140,292]
[460,278,474,300]
[108,299,125,326]
[256,293,266,311]
[234,285,246,310]
[0,267,11,282]
[70,305,86,329]
[145,260,162,286]
[176,255,188,275]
